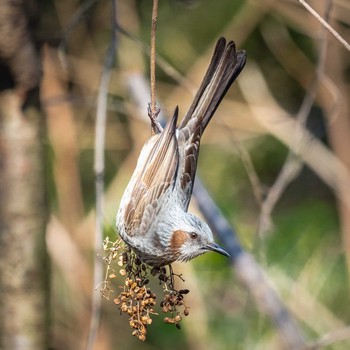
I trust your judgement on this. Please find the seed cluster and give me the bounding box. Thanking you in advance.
[150,265,191,328]
[114,277,156,341]
[161,289,190,329]
[102,237,190,341]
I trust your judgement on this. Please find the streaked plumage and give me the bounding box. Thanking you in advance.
[117,38,246,266]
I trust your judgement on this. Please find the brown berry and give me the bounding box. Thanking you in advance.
[138,334,146,341]
[179,289,190,294]
[175,315,182,322]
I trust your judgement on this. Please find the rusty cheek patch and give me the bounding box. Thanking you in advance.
[170,230,188,252]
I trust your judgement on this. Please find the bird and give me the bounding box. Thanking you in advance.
[116,37,247,266]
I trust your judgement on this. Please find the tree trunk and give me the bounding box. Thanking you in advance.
[0,90,49,349]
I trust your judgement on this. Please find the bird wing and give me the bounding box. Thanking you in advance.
[124,108,179,236]
[179,38,247,210]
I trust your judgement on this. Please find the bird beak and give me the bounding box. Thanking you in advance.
[205,242,230,258]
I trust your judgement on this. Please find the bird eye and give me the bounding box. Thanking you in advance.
[189,232,198,239]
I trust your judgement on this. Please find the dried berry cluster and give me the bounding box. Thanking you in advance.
[149,266,190,329]
[114,277,156,341]
[161,289,190,329]
[102,237,190,341]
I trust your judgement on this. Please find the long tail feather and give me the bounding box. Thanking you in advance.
[179,38,246,132]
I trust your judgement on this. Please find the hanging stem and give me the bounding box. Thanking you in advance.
[148,0,163,134]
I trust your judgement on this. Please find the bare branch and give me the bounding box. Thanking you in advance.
[150,0,159,116]
[86,1,117,349]
[298,0,350,52]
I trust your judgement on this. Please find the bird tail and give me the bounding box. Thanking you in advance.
[178,37,246,132]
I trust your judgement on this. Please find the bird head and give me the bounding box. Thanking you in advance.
[168,212,230,262]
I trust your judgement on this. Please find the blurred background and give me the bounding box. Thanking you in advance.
[0,0,350,349]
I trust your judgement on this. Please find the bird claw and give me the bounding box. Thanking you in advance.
[148,103,163,134]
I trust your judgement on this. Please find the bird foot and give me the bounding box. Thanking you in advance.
[148,102,163,134]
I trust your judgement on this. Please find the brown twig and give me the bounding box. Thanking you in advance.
[116,24,195,94]
[298,0,350,52]
[148,0,162,134]
[150,0,158,114]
